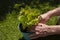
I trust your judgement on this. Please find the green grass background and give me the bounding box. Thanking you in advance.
[0,0,60,40]
[0,13,23,40]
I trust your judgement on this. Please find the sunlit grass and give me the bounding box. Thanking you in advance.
[0,13,23,40]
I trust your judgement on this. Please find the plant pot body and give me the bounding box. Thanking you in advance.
[18,23,33,40]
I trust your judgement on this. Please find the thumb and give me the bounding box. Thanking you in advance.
[40,18,49,24]
[38,15,46,24]
[38,16,49,24]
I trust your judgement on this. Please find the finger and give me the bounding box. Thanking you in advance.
[29,32,47,39]
[29,32,43,39]
[29,32,39,39]
[35,32,40,34]
[39,15,50,24]
[35,26,42,30]
[30,29,40,32]
[38,23,46,27]
[29,34,41,39]
[40,19,47,24]
[38,23,43,26]
[38,15,46,24]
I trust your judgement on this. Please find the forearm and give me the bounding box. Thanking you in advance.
[44,7,60,17]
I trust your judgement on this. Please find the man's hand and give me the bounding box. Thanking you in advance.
[29,13,52,39]
[38,13,51,23]
[38,7,60,24]
[29,23,56,39]
[29,7,60,39]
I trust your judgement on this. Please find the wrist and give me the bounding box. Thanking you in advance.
[40,13,51,19]
[44,11,53,18]
[54,26,60,34]
[48,25,60,35]
[47,26,57,35]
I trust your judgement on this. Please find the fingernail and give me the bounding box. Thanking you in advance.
[36,32,39,34]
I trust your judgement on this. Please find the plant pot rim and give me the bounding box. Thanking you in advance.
[18,23,33,33]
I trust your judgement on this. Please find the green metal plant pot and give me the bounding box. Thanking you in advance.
[18,23,33,40]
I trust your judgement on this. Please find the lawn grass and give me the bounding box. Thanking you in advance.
[0,9,58,40]
[0,13,23,40]
[0,1,60,40]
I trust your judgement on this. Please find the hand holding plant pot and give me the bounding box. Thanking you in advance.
[18,7,57,40]
[29,7,60,39]
[18,8,41,32]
